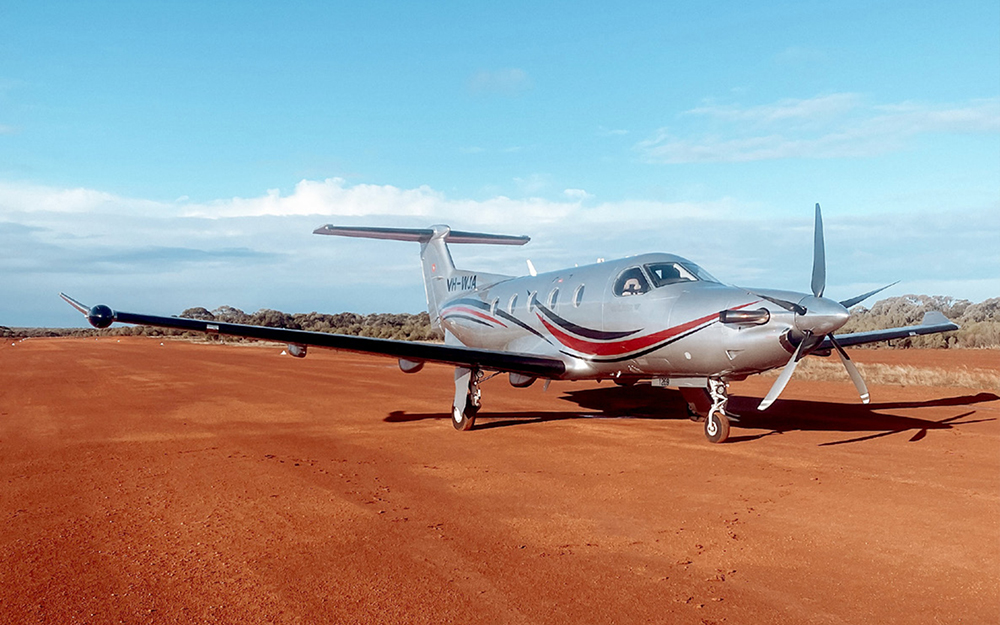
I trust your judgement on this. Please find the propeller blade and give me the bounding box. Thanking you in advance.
[749,291,807,315]
[839,281,899,309]
[829,335,870,404]
[811,203,826,298]
[758,337,808,411]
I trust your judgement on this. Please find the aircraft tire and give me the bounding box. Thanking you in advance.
[452,396,477,431]
[704,410,730,444]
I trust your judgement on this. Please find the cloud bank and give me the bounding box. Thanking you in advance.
[636,95,1000,163]
[1,178,996,327]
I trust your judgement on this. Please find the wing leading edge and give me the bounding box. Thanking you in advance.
[819,310,959,349]
[59,294,566,379]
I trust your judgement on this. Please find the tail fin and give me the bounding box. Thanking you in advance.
[314,225,529,329]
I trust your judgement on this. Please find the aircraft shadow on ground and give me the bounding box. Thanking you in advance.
[384,386,999,444]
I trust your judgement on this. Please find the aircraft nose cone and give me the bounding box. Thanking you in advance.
[794,296,850,336]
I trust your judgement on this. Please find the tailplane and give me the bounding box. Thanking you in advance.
[314,225,529,329]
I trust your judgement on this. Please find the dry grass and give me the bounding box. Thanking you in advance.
[762,358,999,390]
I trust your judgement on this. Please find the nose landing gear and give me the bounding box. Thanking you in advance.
[703,379,734,443]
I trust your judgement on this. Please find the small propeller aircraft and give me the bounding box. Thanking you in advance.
[62,204,958,443]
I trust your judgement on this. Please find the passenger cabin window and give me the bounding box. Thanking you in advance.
[573,284,585,307]
[508,293,518,314]
[613,268,650,297]
[547,288,559,308]
[490,297,499,316]
[527,291,538,312]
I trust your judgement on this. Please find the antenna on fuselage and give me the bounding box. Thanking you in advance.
[526,259,537,276]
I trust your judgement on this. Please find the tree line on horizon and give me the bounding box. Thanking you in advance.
[4,295,999,348]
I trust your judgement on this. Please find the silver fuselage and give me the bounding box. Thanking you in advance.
[438,253,799,381]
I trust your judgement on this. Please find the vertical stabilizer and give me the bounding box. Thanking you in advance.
[419,226,457,328]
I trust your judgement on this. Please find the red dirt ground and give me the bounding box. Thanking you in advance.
[1,338,997,624]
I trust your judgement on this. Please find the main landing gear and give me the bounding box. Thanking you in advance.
[452,366,482,430]
[682,378,737,444]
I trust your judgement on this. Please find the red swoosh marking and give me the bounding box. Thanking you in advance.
[443,306,507,327]
[538,300,760,357]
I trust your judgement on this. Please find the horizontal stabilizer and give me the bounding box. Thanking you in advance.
[313,225,529,246]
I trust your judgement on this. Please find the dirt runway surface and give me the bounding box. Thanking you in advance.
[2,338,998,624]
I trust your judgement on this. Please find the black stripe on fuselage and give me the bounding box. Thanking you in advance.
[444,313,493,327]
[533,302,641,341]
[495,309,548,341]
[558,321,717,364]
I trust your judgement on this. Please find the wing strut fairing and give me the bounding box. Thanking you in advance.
[58,294,566,379]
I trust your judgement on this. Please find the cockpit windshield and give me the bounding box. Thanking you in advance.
[644,262,720,287]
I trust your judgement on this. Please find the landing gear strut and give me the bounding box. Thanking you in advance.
[452,366,482,431]
[704,379,732,444]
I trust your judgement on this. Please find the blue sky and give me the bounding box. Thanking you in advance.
[1,1,998,326]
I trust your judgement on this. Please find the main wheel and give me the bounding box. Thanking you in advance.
[704,410,730,444]
[452,395,477,431]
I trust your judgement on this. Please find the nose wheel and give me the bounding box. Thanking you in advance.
[704,379,733,444]
[704,409,731,443]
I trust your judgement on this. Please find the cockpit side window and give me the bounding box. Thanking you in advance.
[613,267,650,297]
[645,262,696,287]
[680,262,720,283]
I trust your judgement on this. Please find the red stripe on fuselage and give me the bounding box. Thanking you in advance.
[442,306,507,327]
[537,312,715,356]
[536,300,761,357]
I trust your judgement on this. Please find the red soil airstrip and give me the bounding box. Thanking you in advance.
[1,338,997,624]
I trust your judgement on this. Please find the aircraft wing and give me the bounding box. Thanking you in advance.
[59,294,567,379]
[819,310,959,349]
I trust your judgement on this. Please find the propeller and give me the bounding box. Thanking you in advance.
[756,204,879,411]
[838,281,899,310]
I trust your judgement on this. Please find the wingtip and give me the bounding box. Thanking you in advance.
[59,293,90,315]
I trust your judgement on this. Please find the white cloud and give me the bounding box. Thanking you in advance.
[0,181,172,215]
[686,93,862,125]
[774,46,828,66]
[1,178,996,327]
[512,174,551,195]
[637,95,1000,163]
[468,68,531,96]
[563,188,593,202]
